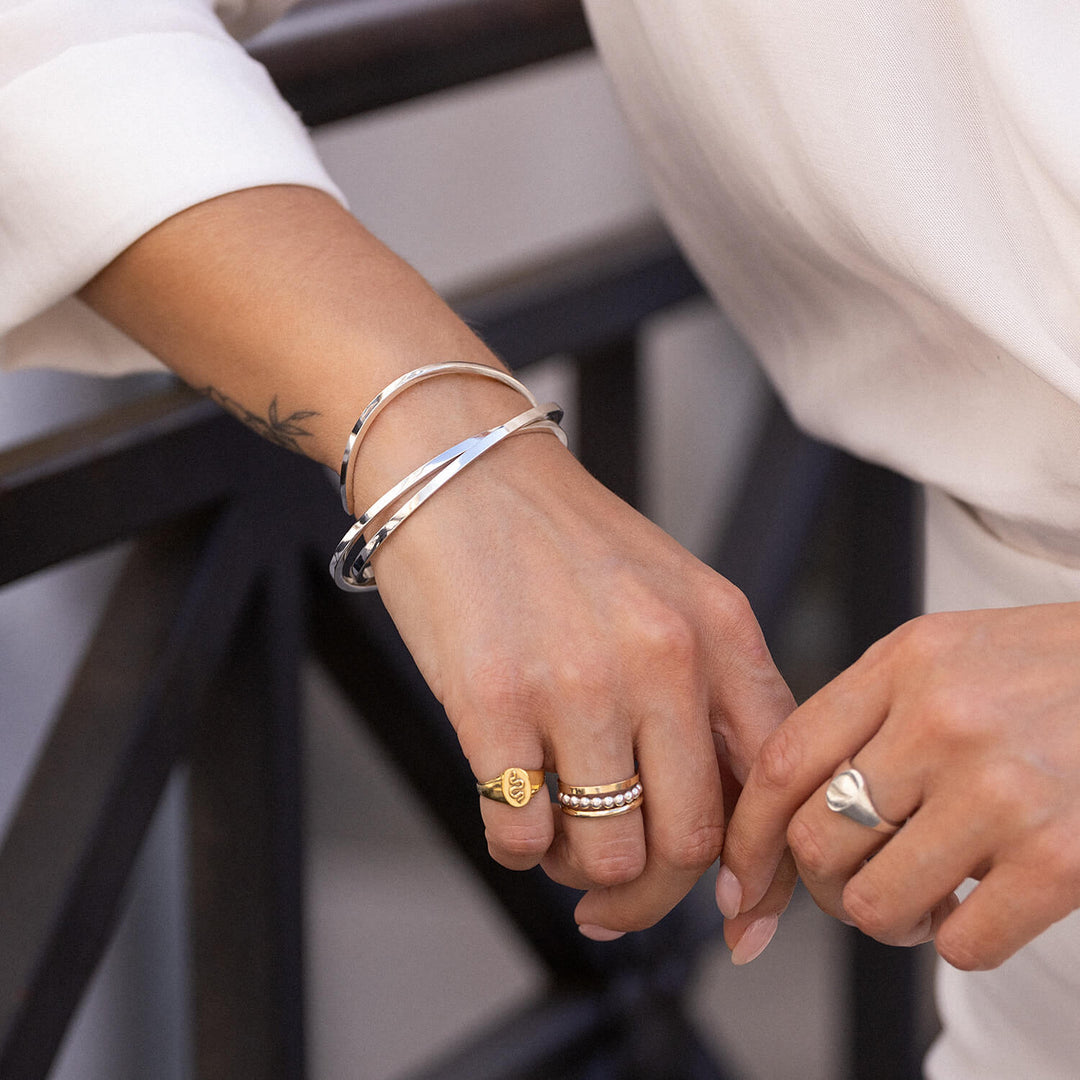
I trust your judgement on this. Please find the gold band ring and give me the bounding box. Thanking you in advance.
[476,768,546,808]
[557,773,643,817]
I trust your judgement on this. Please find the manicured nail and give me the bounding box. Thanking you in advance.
[731,914,779,966]
[578,924,626,942]
[715,864,743,920]
[905,912,934,946]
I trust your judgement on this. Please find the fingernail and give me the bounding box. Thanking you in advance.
[731,914,779,966]
[908,912,934,945]
[716,864,743,920]
[578,924,626,942]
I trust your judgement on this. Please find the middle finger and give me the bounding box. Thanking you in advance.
[541,710,647,890]
[566,694,728,932]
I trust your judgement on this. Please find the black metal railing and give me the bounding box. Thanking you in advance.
[0,2,926,1078]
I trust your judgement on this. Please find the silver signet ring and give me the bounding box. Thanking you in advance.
[825,761,901,834]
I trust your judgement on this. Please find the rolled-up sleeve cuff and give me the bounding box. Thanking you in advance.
[0,28,344,371]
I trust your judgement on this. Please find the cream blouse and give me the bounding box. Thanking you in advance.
[0,0,341,375]
[584,0,1080,558]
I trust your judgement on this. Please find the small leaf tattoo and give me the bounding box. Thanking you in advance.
[198,387,320,454]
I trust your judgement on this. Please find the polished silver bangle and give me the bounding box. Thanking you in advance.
[330,404,565,592]
[338,362,539,516]
[330,425,511,587]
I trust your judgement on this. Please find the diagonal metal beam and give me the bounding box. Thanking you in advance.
[577,335,640,507]
[400,992,608,1080]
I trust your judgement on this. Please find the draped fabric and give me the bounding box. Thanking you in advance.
[584,4,1080,1073]
[584,0,1080,545]
[922,489,1080,1079]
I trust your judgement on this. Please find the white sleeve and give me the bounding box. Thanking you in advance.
[0,0,345,374]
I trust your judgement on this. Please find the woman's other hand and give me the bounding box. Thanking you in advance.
[720,603,1080,969]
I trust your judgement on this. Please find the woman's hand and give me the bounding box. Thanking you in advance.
[371,430,796,935]
[719,603,1080,968]
[79,183,795,934]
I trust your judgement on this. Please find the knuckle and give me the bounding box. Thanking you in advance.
[922,686,985,749]
[943,759,1050,839]
[712,583,771,662]
[713,580,754,627]
[487,819,551,864]
[666,820,726,874]
[972,760,1035,822]
[841,878,893,940]
[580,838,647,887]
[633,605,698,670]
[889,612,955,667]
[786,816,833,881]
[857,614,954,689]
[1024,828,1080,898]
[755,725,804,794]
[935,924,989,971]
[549,651,608,703]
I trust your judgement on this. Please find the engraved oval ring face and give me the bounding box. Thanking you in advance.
[825,769,863,813]
[503,767,532,807]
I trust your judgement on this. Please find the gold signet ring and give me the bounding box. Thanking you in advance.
[476,768,546,808]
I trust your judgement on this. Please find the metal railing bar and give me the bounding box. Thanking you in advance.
[189,561,307,1080]
[402,948,742,1080]
[0,384,210,488]
[249,0,592,127]
[710,396,844,643]
[0,387,246,586]
[454,225,702,370]
[0,508,263,1079]
[577,335,640,506]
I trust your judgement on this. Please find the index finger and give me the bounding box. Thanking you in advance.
[721,661,892,913]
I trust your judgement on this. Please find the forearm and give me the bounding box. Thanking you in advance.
[78,183,538,509]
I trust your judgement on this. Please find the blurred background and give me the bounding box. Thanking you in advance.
[0,2,936,1077]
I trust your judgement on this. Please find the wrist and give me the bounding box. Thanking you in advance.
[342,367,543,513]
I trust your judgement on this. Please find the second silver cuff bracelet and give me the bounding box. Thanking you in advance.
[330,363,566,593]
